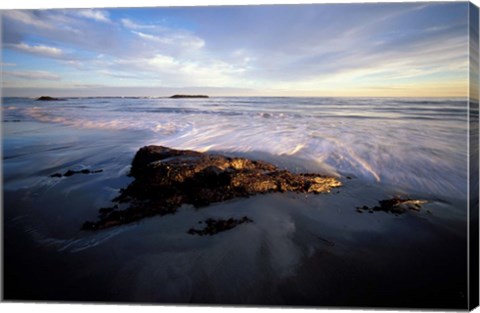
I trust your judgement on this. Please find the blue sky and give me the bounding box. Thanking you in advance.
[1,2,471,97]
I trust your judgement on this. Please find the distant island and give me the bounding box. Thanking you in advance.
[169,94,209,99]
[36,96,63,101]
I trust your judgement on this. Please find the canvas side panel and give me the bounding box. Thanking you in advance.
[469,2,479,310]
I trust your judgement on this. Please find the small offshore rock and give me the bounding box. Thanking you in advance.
[169,94,209,99]
[36,96,62,101]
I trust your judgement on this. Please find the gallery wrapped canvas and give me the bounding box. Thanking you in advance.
[1,1,479,311]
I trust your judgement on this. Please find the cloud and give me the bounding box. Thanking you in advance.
[59,60,85,69]
[75,9,111,23]
[7,42,63,57]
[120,18,156,30]
[108,52,248,87]
[131,31,158,41]
[2,10,54,29]
[211,4,468,89]
[2,9,130,61]
[1,62,16,67]
[97,70,143,79]
[72,83,107,88]
[131,30,205,50]
[4,70,61,80]
[0,3,470,97]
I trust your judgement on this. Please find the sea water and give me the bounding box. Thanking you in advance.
[2,97,470,308]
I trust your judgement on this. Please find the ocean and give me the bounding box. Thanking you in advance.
[2,96,470,308]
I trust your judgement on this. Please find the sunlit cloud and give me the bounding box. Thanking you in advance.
[109,53,246,86]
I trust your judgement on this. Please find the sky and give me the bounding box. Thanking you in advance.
[0,2,472,97]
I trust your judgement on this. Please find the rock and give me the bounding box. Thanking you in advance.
[36,96,62,101]
[356,198,427,215]
[98,205,118,217]
[169,94,209,99]
[187,216,253,236]
[82,145,342,230]
[50,169,103,178]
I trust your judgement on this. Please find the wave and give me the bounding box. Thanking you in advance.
[4,97,468,199]
[22,106,189,135]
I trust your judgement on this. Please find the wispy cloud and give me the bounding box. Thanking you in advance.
[131,31,158,41]
[4,70,61,80]
[2,10,54,29]
[131,30,205,50]
[120,18,156,30]
[108,53,246,87]
[7,42,63,58]
[97,70,143,79]
[75,9,111,23]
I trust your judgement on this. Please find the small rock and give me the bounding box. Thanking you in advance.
[36,96,62,101]
[356,197,427,215]
[169,94,209,99]
[51,169,103,178]
[187,216,253,236]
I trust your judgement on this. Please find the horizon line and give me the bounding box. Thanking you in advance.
[1,95,470,99]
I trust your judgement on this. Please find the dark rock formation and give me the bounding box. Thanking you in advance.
[169,94,209,99]
[36,96,62,101]
[187,217,253,236]
[50,169,103,178]
[356,198,427,215]
[82,145,341,230]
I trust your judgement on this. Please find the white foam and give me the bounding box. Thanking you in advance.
[15,97,468,199]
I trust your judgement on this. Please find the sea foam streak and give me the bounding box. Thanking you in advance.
[4,96,468,200]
